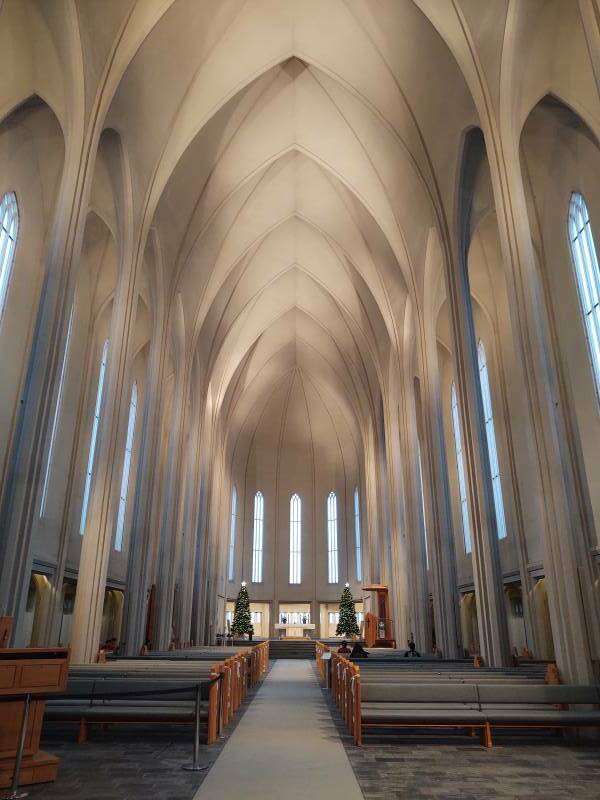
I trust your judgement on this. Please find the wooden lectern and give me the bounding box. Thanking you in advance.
[362,585,396,648]
[0,647,69,789]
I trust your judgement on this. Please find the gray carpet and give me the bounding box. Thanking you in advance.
[193,659,364,799]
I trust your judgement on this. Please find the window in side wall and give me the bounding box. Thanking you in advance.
[114,381,138,551]
[80,339,109,536]
[416,441,430,567]
[568,192,600,403]
[0,191,19,323]
[450,382,472,553]
[477,340,507,539]
[40,305,74,516]
[251,491,264,583]
[228,487,237,581]
[354,487,362,581]
[289,493,302,584]
[327,492,339,584]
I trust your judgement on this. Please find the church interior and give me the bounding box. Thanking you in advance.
[1,2,600,798]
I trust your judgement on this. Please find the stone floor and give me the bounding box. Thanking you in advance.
[26,675,261,800]
[28,725,214,800]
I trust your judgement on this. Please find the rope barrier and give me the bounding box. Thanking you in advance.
[0,674,224,797]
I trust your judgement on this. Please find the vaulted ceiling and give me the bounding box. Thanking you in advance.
[23,0,583,457]
[91,0,480,452]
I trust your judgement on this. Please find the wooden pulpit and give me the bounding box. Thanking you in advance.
[0,647,70,788]
[362,585,396,648]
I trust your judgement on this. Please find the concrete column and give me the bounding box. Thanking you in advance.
[481,128,599,681]
[154,365,187,649]
[0,129,86,640]
[120,315,166,654]
[70,207,140,663]
[382,383,412,650]
[403,377,433,653]
[446,135,511,666]
[418,333,462,658]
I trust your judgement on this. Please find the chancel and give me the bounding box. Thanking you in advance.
[0,2,600,799]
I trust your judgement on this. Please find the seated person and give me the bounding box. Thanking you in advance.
[337,640,351,654]
[350,642,369,659]
[404,634,421,657]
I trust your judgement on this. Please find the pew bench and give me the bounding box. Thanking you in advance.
[45,676,220,744]
[353,682,600,747]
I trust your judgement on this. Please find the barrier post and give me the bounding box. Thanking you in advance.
[1,692,31,800]
[181,684,209,772]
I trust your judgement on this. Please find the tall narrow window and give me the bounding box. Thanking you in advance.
[327,492,339,584]
[40,305,74,516]
[228,487,237,581]
[114,382,138,551]
[0,191,18,322]
[289,493,301,584]
[450,382,472,553]
[354,487,362,582]
[80,339,109,536]
[568,192,600,400]
[251,491,264,583]
[417,442,429,568]
[477,341,507,539]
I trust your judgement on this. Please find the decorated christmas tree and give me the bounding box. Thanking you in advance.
[336,583,360,637]
[231,582,253,637]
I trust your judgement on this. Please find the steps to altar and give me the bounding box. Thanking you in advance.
[268,639,316,659]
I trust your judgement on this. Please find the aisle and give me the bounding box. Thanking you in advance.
[193,659,363,800]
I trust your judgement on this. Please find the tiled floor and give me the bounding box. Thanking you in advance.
[28,725,214,800]
[26,676,262,800]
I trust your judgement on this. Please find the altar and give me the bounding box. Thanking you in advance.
[274,623,315,639]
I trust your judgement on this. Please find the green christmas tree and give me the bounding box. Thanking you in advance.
[231,582,253,637]
[336,584,360,637]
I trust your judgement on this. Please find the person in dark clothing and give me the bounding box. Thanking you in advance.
[350,642,369,659]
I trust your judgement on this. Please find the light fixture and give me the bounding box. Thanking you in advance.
[241,581,246,587]
[345,582,350,588]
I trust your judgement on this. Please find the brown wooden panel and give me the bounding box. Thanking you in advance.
[0,700,45,758]
[0,665,17,690]
[19,663,63,690]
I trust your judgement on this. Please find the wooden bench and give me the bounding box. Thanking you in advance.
[45,674,221,744]
[45,641,269,747]
[352,680,600,747]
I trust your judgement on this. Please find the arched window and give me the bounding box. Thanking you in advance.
[80,339,109,535]
[327,492,339,584]
[354,487,362,582]
[289,493,301,584]
[451,382,472,553]
[0,191,19,322]
[228,487,237,581]
[252,491,264,583]
[416,442,429,568]
[114,382,138,551]
[477,341,507,539]
[568,192,600,400]
[40,305,74,516]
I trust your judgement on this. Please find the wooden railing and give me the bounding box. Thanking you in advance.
[315,641,330,680]
[330,653,361,742]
